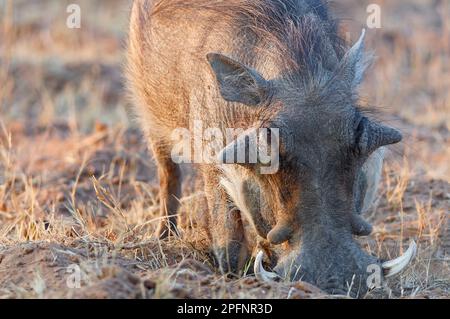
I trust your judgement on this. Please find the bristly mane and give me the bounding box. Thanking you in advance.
[152,0,346,78]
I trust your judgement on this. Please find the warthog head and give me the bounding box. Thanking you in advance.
[208,30,415,295]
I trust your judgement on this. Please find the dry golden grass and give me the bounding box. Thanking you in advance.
[0,0,448,299]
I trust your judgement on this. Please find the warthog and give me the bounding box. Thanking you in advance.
[126,0,415,295]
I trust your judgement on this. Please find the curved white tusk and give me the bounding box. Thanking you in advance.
[254,250,279,282]
[382,241,417,278]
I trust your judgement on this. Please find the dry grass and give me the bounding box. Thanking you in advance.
[0,0,448,299]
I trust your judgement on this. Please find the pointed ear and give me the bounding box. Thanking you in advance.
[341,29,372,88]
[207,53,272,106]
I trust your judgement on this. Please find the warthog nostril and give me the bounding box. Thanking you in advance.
[322,276,349,295]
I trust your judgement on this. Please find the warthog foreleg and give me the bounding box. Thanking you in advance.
[151,141,182,239]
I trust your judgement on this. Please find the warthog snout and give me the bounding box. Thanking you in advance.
[255,239,417,296]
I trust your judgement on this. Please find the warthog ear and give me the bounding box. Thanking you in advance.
[341,29,372,88]
[207,53,272,106]
[356,117,402,154]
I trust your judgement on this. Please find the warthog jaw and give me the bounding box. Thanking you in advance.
[254,241,417,285]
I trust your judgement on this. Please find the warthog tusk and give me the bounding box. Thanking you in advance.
[254,250,279,282]
[382,241,417,278]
